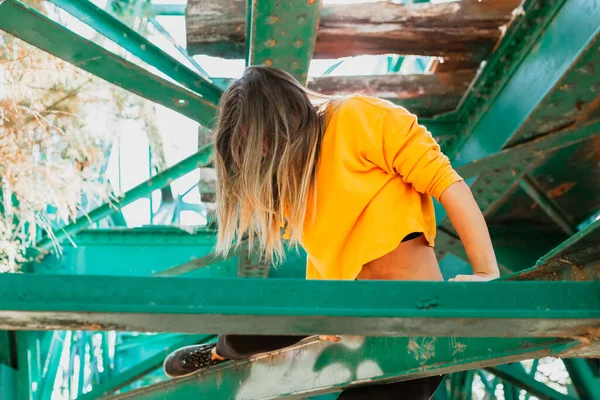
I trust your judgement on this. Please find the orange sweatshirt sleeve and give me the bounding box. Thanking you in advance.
[367,106,463,201]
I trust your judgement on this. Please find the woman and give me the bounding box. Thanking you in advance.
[164,66,500,399]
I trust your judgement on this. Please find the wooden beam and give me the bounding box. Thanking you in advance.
[186,0,520,60]
[309,69,475,116]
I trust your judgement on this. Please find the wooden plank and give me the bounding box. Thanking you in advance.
[186,0,520,60]
[308,70,476,116]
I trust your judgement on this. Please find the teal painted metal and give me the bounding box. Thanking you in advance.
[0,275,599,336]
[436,0,600,224]
[564,359,600,400]
[455,119,600,180]
[524,359,540,400]
[453,0,599,165]
[100,332,112,383]
[38,331,67,400]
[106,337,580,400]
[35,144,213,250]
[246,0,322,84]
[144,4,185,16]
[15,332,33,400]
[486,364,576,400]
[448,0,568,156]
[237,242,270,278]
[78,334,213,399]
[0,0,218,126]
[387,56,404,73]
[34,228,238,277]
[507,35,600,146]
[322,60,343,76]
[148,17,210,78]
[519,175,577,235]
[0,362,16,400]
[507,218,600,281]
[48,0,221,104]
[77,332,87,397]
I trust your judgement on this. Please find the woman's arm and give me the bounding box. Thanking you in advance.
[439,181,500,281]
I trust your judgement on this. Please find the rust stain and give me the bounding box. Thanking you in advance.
[408,337,436,362]
[546,182,575,198]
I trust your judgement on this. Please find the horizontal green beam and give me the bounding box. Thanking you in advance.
[49,0,222,104]
[0,0,218,125]
[107,337,581,400]
[144,4,185,16]
[79,334,213,400]
[1,275,599,336]
[486,364,576,400]
[507,219,600,281]
[36,145,213,249]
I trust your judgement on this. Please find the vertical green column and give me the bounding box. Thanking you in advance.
[564,359,600,400]
[15,332,33,400]
[246,0,322,84]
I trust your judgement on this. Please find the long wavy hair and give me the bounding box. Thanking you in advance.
[213,66,328,264]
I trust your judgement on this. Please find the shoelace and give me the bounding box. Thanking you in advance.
[181,346,215,369]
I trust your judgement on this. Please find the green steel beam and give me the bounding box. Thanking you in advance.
[106,337,582,400]
[35,145,213,250]
[448,0,569,155]
[38,331,67,400]
[78,334,213,400]
[507,218,600,281]
[143,4,185,16]
[486,364,576,400]
[564,359,600,400]
[519,175,578,236]
[0,274,599,336]
[455,118,600,180]
[48,0,221,104]
[0,0,218,126]
[246,0,322,84]
[437,0,600,223]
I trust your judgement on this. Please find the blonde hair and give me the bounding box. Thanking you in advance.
[213,66,328,264]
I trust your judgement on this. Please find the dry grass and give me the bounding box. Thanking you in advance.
[0,26,160,271]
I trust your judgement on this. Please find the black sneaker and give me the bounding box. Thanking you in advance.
[163,343,226,378]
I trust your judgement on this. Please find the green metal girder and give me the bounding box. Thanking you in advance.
[455,119,600,180]
[486,364,576,400]
[38,331,67,399]
[48,0,222,104]
[247,0,322,84]
[564,359,600,400]
[507,218,600,281]
[453,0,599,164]
[78,334,213,399]
[143,4,185,16]
[107,337,581,399]
[0,0,218,125]
[448,0,569,155]
[518,175,577,235]
[437,0,600,224]
[35,145,213,250]
[0,275,599,336]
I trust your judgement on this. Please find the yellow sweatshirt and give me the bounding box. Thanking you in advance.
[302,96,463,280]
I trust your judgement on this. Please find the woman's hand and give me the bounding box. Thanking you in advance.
[449,271,499,282]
